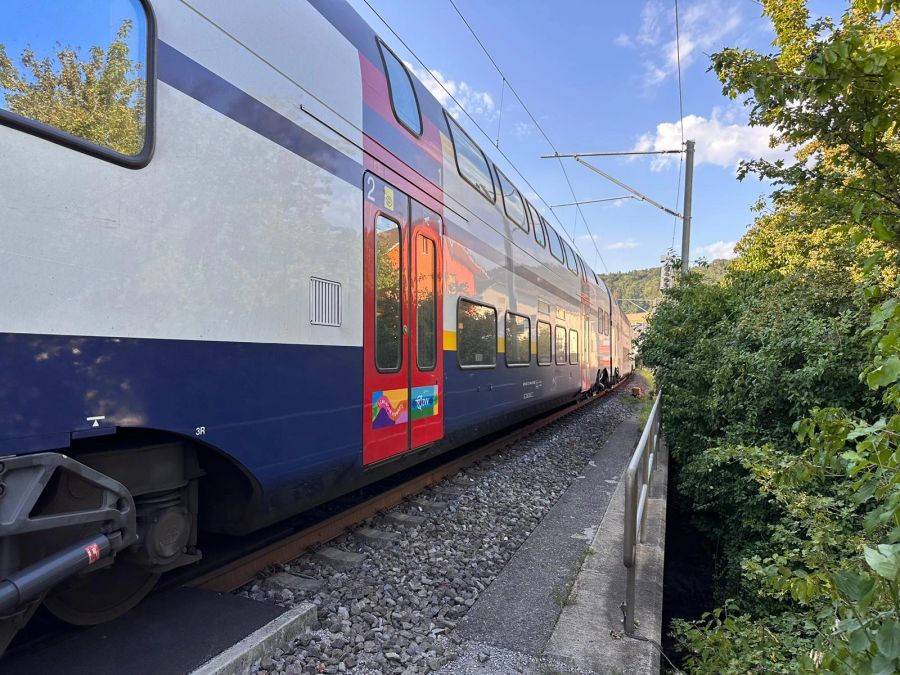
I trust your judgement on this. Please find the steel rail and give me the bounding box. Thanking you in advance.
[190,378,631,593]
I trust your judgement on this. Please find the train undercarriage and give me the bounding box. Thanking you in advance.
[0,442,202,653]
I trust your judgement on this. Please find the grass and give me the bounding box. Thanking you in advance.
[553,548,595,607]
[633,367,657,430]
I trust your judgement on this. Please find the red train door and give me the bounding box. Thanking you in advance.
[363,173,443,465]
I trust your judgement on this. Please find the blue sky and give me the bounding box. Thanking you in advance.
[348,0,845,273]
[0,0,146,106]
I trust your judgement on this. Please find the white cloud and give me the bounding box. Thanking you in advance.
[632,106,789,170]
[615,1,743,86]
[606,239,641,250]
[513,121,536,137]
[696,240,737,259]
[637,1,665,46]
[406,62,496,119]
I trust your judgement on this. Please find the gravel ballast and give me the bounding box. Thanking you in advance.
[242,387,637,675]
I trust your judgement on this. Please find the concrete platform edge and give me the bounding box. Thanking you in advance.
[545,438,669,674]
[190,602,317,675]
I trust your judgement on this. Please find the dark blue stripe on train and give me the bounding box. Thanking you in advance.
[157,41,362,188]
[0,333,362,500]
[0,333,585,527]
[363,102,441,186]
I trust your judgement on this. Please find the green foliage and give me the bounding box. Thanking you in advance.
[600,258,729,305]
[0,20,145,155]
[639,2,900,671]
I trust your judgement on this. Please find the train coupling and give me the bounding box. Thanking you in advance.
[0,531,121,615]
[0,452,137,653]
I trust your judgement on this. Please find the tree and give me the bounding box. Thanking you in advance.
[0,20,146,155]
[638,2,900,671]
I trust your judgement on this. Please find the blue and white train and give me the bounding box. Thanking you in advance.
[0,0,632,649]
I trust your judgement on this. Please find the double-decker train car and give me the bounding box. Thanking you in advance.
[0,0,632,650]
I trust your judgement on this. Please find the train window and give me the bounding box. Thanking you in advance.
[555,325,567,365]
[505,312,531,366]
[375,216,402,372]
[0,0,154,167]
[416,234,437,370]
[576,255,589,282]
[378,40,422,136]
[569,330,579,364]
[544,220,566,264]
[562,241,579,275]
[458,299,497,368]
[528,204,546,247]
[445,113,496,203]
[496,168,527,232]
[537,321,552,365]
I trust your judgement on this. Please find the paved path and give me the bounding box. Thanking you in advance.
[443,397,668,674]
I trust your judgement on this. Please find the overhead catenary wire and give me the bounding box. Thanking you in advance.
[358,0,607,269]
[672,0,687,249]
[446,0,611,274]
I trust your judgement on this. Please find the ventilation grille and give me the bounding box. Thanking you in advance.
[309,277,342,327]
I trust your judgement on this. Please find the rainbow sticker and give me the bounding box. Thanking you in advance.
[411,385,439,420]
[372,388,408,428]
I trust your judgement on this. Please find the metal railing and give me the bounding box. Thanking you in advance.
[622,389,662,634]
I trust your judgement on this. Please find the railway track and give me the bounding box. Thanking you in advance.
[188,377,631,595]
[4,377,630,666]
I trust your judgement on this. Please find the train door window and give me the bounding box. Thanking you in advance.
[537,321,552,365]
[0,0,154,167]
[569,330,579,364]
[375,216,402,372]
[378,40,422,136]
[496,168,527,232]
[555,325,567,365]
[528,204,546,247]
[544,220,566,264]
[416,234,436,370]
[562,241,579,275]
[505,312,531,366]
[445,113,496,203]
[458,299,497,368]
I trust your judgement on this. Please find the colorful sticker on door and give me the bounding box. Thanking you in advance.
[372,389,408,428]
[410,385,439,420]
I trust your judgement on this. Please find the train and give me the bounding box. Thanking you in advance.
[0,0,632,652]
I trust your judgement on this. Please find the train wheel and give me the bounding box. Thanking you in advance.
[43,562,160,625]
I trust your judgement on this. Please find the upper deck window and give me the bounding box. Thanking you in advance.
[576,255,589,282]
[528,204,546,247]
[544,220,566,264]
[445,113,496,203]
[562,240,579,275]
[0,0,154,167]
[378,40,422,136]
[496,168,527,232]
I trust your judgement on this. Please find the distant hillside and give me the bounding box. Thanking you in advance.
[601,258,729,307]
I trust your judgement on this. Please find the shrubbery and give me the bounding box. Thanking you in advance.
[639,1,900,671]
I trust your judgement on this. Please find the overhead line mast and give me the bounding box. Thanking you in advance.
[544,144,695,275]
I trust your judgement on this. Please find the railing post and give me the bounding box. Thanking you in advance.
[622,389,662,636]
[625,563,636,634]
